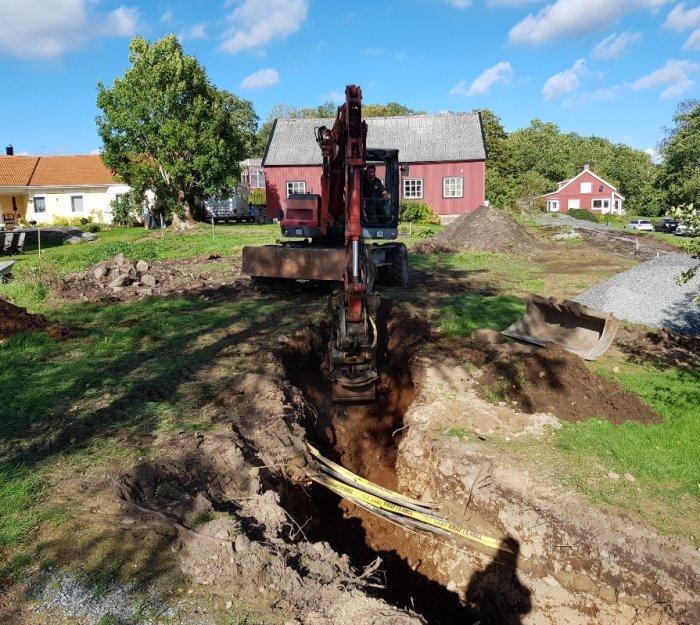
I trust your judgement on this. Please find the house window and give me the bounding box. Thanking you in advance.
[592,199,610,211]
[34,196,46,213]
[568,199,580,209]
[443,177,463,198]
[286,181,306,197]
[403,178,423,199]
[547,200,560,212]
[580,182,592,193]
[71,195,84,212]
[250,169,265,189]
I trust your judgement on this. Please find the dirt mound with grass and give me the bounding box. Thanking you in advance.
[413,205,545,255]
[0,296,52,340]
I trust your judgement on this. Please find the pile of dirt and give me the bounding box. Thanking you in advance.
[58,253,245,303]
[459,340,661,424]
[412,205,545,255]
[0,296,52,340]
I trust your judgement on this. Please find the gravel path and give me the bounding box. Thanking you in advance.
[574,253,700,335]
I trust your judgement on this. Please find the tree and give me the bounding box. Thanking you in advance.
[477,109,519,209]
[96,35,258,222]
[658,100,700,208]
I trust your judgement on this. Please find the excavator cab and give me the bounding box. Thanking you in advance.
[361,149,401,239]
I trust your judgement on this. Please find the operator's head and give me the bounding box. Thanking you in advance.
[367,165,376,178]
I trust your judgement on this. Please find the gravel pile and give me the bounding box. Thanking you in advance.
[574,253,700,335]
[34,573,180,625]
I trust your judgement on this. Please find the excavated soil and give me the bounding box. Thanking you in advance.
[0,297,64,340]
[2,216,699,625]
[412,205,546,256]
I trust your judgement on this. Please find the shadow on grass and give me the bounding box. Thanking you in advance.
[0,293,296,469]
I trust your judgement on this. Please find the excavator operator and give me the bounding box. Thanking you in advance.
[362,165,386,198]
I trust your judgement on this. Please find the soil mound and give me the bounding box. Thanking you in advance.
[413,205,545,255]
[0,296,52,340]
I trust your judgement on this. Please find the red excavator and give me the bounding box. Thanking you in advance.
[242,85,409,402]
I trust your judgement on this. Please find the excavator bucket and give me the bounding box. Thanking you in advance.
[242,245,345,282]
[502,295,618,360]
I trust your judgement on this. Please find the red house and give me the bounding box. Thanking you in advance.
[541,163,625,215]
[261,114,486,223]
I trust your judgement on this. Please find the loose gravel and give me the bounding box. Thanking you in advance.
[33,573,182,625]
[574,253,700,335]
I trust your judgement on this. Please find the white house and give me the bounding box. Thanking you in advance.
[0,151,129,226]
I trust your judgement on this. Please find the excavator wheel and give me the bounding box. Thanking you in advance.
[378,244,409,287]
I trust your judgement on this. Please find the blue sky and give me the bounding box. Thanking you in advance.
[1,0,698,158]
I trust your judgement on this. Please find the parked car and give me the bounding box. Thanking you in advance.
[624,219,654,232]
[654,218,678,233]
[675,223,698,237]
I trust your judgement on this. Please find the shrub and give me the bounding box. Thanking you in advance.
[399,200,439,224]
[567,209,598,223]
[110,193,140,227]
[80,222,101,233]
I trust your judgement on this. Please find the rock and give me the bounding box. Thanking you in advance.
[624,473,636,482]
[64,236,83,245]
[234,533,251,552]
[114,253,127,266]
[81,232,98,242]
[141,274,157,287]
[412,447,424,458]
[608,471,620,480]
[471,328,506,344]
[186,492,214,523]
[138,288,154,297]
[446,580,458,592]
[92,265,109,280]
[136,260,150,273]
[108,275,131,289]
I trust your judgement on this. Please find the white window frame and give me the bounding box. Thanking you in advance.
[567,199,580,210]
[592,198,610,211]
[403,178,423,199]
[443,176,463,198]
[547,199,560,212]
[34,196,46,213]
[71,195,84,212]
[250,169,265,189]
[580,182,592,194]
[286,181,306,197]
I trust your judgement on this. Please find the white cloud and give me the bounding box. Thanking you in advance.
[179,24,206,41]
[446,0,472,8]
[510,0,671,45]
[543,58,587,100]
[0,1,139,59]
[321,91,344,103]
[0,0,88,58]
[221,0,308,54]
[160,10,174,25]
[685,27,700,48]
[451,62,513,96]
[632,59,699,98]
[364,47,384,55]
[591,31,641,59]
[663,3,700,30]
[645,147,662,164]
[102,7,139,37]
[562,85,622,107]
[240,68,280,89]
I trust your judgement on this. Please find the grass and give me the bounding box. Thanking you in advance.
[1,219,698,594]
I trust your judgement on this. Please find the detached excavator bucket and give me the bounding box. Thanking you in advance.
[502,295,618,360]
[242,245,345,282]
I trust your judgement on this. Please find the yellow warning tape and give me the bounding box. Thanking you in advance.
[306,443,435,510]
[311,471,511,554]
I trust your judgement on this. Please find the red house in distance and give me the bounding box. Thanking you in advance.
[541,163,625,216]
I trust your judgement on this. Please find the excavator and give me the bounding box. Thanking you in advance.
[242,85,409,402]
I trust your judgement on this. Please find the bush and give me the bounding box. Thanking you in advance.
[80,222,101,233]
[399,200,439,224]
[110,193,140,227]
[567,208,598,223]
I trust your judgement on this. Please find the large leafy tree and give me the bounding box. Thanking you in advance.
[658,100,700,208]
[97,35,258,221]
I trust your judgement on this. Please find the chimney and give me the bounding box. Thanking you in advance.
[5,145,13,156]
[583,162,590,171]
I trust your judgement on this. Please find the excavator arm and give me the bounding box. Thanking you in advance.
[325,85,379,402]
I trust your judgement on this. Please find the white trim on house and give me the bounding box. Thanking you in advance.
[568,199,580,210]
